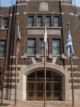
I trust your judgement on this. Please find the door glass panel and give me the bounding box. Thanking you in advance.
[46,92,51,97]
[37,83,43,91]
[54,83,60,91]
[28,92,34,97]
[54,92,60,97]
[37,92,43,97]
[46,83,51,91]
[28,83,34,91]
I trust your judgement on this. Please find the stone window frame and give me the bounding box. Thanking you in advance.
[0,40,6,57]
[52,39,61,55]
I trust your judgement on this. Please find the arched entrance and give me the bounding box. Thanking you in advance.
[27,70,62,100]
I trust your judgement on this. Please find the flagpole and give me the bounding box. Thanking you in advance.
[15,21,19,106]
[44,20,46,107]
[68,21,74,106]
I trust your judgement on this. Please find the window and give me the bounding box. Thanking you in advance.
[40,39,48,55]
[2,18,8,28]
[37,16,42,27]
[28,16,34,27]
[0,41,5,57]
[52,40,60,55]
[46,16,51,27]
[54,16,60,27]
[40,39,44,55]
[28,39,36,54]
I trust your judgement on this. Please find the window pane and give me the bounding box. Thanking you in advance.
[28,16,33,27]
[28,83,34,91]
[46,22,51,27]
[28,22,33,27]
[53,40,60,47]
[0,46,5,51]
[0,41,5,57]
[46,16,51,27]
[40,48,44,54]
[54,17,59,22]
[2,19,8,28]
[0,51,4,57]
[37,71,44,78]
[37,22,42,27]
[28,48,35,54]
[55,23,59,27]
[53,73,61,78]
[46,17,51,21]
[28,40,35,47]
[40,40,44,47]
[1,41,5,45]
[54,83,60,91]
[28,72,35,78]
[37,16,42,21]
[53,47,60,55]
[29,17,33,21]
[54,92,60,97]
[54,16,59,27]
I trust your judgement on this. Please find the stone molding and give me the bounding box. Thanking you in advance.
[27,30,61,35]
[10,56,16,59]
[23,62,66,76]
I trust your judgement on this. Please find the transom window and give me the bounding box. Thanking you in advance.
[2,18,8,28]
[46,16,51,27]
[37,16,42,27]
[28,16,34,27]
[27,39,36,54]
[0,41,5,57]
[54,16,60,27]
[52,40,60,55]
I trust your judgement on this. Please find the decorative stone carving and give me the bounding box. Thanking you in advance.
[28,30,61,35]
[39,2,48,11]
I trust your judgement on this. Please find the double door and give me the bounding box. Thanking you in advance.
[27,81,61,100]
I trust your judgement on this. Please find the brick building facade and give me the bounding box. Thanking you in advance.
[0,0,80,101]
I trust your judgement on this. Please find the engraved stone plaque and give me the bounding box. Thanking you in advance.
[39,2,48,11]
[28,30,61,35]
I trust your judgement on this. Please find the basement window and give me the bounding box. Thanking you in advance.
[2,18,9,28]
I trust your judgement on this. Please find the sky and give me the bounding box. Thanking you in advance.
[0,0,80,7]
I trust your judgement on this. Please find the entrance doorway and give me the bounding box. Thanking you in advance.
[27,71,62,100]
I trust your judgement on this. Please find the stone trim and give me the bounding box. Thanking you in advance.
[14,13,19,15]
[0,28,8,30]
[61,53,78,59]
[10,56,16,59]
[26,27,62,29]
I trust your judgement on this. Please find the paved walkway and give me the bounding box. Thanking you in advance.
[0,100,80,107]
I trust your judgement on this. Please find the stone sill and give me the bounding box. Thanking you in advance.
[25,27,62,29]
[0,28,8,30]
[26,55,61,57]
[0,57,5,59]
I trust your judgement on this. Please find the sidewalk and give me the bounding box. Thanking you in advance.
[0,100,80,107]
